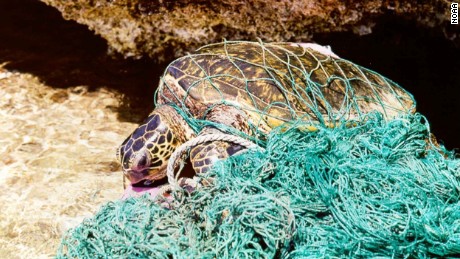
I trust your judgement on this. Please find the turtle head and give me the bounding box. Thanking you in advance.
[117,106,194,184]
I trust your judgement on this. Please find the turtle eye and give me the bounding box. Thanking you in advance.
[136,154,148,168]
[132,150,151,171]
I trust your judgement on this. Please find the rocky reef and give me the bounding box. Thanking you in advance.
[40,0,456,61]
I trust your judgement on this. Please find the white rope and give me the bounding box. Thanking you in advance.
[166,133,263,189]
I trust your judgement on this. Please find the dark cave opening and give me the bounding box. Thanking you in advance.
[314,16,460,150]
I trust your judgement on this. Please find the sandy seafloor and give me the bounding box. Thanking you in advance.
[0,65,138,257]
[0,2,160,256]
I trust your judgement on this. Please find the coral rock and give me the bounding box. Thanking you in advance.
[40,0,456,61]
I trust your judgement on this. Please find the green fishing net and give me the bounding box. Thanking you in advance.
[155,41,415,144]
[57,112,460,258]
[57,41,459,258]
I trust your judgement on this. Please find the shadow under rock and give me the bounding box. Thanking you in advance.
[0,0,168,123]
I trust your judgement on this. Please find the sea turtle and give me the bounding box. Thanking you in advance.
[117,41,415,188]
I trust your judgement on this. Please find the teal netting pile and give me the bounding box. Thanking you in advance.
[57,112,460,258]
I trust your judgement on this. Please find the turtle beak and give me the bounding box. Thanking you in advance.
[126,149,151,183]
[127,169,150,184]
[122,168,168,200]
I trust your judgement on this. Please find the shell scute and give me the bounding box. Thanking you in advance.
[159,41,415,127]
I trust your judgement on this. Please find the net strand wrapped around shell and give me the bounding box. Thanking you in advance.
[156,40,415,145]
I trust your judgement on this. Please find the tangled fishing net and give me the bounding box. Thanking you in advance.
[57,41,460,258]
[58,113,460,258]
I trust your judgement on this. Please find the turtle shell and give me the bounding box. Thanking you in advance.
[157,41,415,129]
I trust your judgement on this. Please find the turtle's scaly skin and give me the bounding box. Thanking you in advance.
[119,41,416,184]
[117,105,195,183]
[117,113,174,180]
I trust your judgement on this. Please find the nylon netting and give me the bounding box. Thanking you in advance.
[56,41,460,258]
[154,40,415,145]
[57,113,460,258]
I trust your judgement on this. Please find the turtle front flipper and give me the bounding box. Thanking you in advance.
[190,105,254,174]
[190,127,246,174]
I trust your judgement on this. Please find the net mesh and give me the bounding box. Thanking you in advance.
[56,41,459,258]
[155,40,415,145]
[57,113,460,258]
